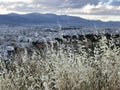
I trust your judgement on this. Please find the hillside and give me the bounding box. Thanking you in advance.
[0,13,120,27]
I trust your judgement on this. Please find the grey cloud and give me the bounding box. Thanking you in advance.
[111,0,120,6]
[32,0,100,8]
[67,0,99,8]
[100,0,120,6]
[32,0,67,7]
[4,2,58,13]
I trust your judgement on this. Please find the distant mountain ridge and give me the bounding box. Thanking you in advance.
[0,13,120,27]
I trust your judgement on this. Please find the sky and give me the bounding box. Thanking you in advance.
[0,0,120,21]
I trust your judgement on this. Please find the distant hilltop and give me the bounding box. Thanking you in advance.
[0,13,120,27]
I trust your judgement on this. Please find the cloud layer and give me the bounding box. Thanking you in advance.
[0,0,120,21]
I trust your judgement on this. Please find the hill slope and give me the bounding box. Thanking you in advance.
[0,13,119,27]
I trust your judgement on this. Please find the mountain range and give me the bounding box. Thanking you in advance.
[0,13,119,27]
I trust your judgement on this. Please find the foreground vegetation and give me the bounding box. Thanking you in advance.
[0,34,120,90]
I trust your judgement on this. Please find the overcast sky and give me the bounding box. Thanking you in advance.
[0,0,120,21]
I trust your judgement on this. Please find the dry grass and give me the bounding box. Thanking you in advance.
[0,34,120,90]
